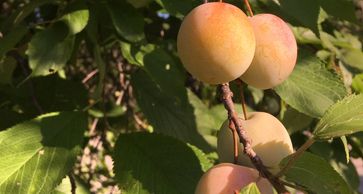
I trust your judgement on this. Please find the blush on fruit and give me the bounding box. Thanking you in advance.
[195,163,273,194]
[240,14,297,89]
[177,2,255,84]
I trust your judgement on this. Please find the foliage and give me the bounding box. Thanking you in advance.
[0,0,362,193]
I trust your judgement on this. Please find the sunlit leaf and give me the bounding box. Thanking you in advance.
[314,94,363,139]
[0,112,87,193]
[275,50,347,118]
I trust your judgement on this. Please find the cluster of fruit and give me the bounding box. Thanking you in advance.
[194,111,294,194]
[177,2,297,89]
[176,2,298,193]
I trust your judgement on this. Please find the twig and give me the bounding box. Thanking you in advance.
[68,172,76,194]
[82,69,99,84]
[133,114,149,129]
[116,61,126,105]
[219,83,288,193]
[90,118,99,136]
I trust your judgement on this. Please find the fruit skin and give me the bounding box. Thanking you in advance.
[195,163,273,194]
[217,112,294,174]
[177,2,256,84]
[240,14,297,89]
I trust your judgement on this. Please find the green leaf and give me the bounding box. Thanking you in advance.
[281,107,313,135]
[187,90,218,148]
[155,0,199,18]
[27,22,75,76]
[318,0,358,23]
[314,94,363,139]
[187,144,213,172]
[143,49,186,98]
[248,86,264,104]
[119,41,142,66]
[52,176,90,194]
[108,0,145,42]
[341,48,363,71]
[88,105,126,118]
[279,0,320,35]
[280,152,351,194]
[132,49,213,151]
[0,111,87,193]
[275,50,347,118]
[309,141,360,191]
[187,90,218,135]
[61,10,89,35]
[239,183,261,194]
[113,132,207,194]
[3,75,88,115]
[119,42,156,66]
[0,57,17,85]
[131,69,212,152]
[0,24,28,59]
[352,74,363,93]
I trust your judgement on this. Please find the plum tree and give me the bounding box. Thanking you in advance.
[217,112,294,174]
[195,163,273,194]
[240,14,297,89]
[177,2,256,84]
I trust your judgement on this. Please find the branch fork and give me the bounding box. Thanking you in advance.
[219,83,288,193]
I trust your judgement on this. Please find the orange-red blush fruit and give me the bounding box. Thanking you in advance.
[177,2,256,84]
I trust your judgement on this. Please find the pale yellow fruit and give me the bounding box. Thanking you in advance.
[240,14,297,89]
[177,2,256,84]
[217,112,294,174]
[195,163,273,194]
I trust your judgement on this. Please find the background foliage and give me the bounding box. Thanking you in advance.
[0,0,363,193]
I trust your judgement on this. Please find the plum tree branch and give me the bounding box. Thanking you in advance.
[219,83,289,193]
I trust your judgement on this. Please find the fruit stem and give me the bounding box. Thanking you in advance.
[229,120,239,164]
[236,79,248,120]
[276,138,315,177]
[219,83,289,194]
[243,0,254,16]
